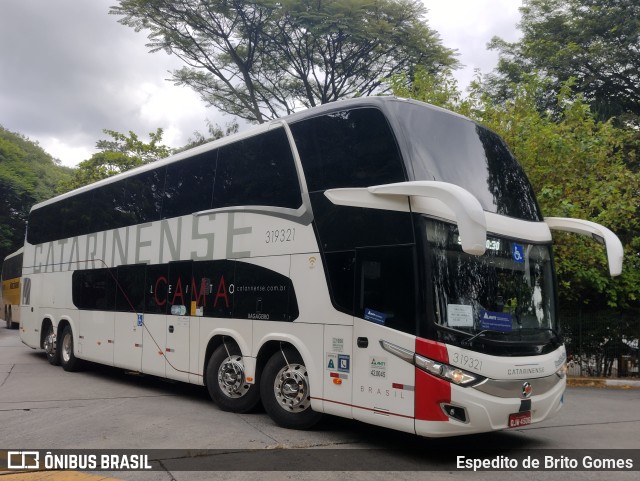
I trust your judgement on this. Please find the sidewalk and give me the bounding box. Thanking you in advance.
[567,376,640,389]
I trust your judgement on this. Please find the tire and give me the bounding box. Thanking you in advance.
[43,323,60,366]
[59,325,82,372]
[206,343,260,413]
[260,348,322,430]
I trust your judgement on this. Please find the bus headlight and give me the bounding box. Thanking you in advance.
[415,354,485,387]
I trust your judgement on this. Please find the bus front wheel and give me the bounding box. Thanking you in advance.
[260,348,322,430]
[59,325,82,372]
[206,343,260,413]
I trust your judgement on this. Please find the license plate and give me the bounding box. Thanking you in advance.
[508,411,532,428]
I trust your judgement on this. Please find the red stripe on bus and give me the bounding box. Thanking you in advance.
[415,337,449,364]
[415,337,450,421]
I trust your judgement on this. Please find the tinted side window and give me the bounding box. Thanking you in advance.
[213,128,301,209]
[163,150,217,219]
[168,261,192,315]
[192,260,234,318]
[324,251,355,315]
[290,108,406,192]
[124,168,166,224]
[91,181,130,232]
[115,264,146,312]
[356,246,417,335]
[72,268,116,311]
[234,261,298,322]
[28,190,95,244]
[145,264,168,314]
[2,253,23,280]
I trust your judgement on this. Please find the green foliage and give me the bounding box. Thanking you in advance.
[0,126,72,260]
[111,0,457,123]
[485,0,640,125]
[60,128,171,192]
[389,69,640,312]
[177,119,240,152]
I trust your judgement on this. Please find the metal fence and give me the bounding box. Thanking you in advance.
[561,310,639,378]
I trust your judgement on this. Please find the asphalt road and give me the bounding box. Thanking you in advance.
[1,325,638,481]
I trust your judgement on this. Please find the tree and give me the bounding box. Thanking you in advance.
[178,118,239,152]
[389,69,640,312]
[485,0,640,125]
[0,126,72,260]
[111,0,457,123]
[60,128,171,191]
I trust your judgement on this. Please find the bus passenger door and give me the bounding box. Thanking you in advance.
[165,261,192,383]
[142,264,168,377]
[352,246,417,434]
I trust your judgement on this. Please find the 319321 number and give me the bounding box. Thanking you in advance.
[265,228,296,244]
[451,352,483,372]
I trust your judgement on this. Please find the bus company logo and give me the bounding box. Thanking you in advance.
[521,382,533,399]
[7,451,40,469]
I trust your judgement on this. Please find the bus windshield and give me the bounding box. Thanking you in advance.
[427,220,559,353]
[391,101,542,222]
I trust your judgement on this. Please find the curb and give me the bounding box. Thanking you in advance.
[567,377,640,389]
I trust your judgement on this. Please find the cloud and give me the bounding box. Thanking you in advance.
[0,0,523,167]
[0,0,214,167]
[423,0,522,89]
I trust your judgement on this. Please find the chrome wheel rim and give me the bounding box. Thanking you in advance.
[62,333,72,363]
[44,330,55,355]
[217,355,250,398]
[273,363,311,412]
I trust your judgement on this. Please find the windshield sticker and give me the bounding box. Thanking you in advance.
[512,243,525,263]
[447,304,474,327]
[480,309,513,332]
[364,308,387,325]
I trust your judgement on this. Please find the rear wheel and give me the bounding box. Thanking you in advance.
[59,325,82,372]
[260,348,322,430]
[206,343,260,413]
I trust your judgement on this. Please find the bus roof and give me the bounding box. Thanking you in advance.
[29,96,471,213]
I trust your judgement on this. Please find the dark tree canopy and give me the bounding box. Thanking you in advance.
[485,0,640,124]
[0,126,72,260]
[111,0,458,123]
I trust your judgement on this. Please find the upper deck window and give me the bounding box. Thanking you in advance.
[289,107,406,192]
[214,128,302,210]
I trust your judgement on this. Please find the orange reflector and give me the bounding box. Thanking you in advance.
[333,378,342,385]
[246,377,254,382]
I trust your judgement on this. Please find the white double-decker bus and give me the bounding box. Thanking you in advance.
[20,97,623,436]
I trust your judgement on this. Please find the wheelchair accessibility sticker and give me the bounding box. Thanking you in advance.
[512,243,525,263]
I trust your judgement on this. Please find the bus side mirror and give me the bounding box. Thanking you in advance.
[368,181,487,256]
[544,217,623,277]
[325,181,487,256]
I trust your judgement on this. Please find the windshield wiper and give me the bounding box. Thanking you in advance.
[435,324,538,346]
[462,329,507,346]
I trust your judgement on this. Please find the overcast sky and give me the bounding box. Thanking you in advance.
[0,0,523,168]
